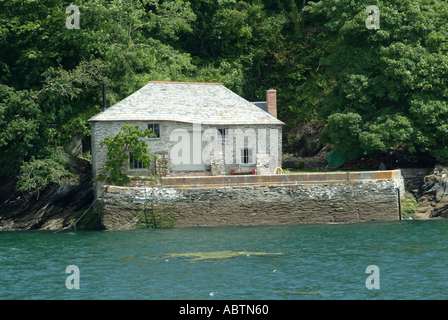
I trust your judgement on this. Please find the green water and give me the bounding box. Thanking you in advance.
[1,219,448,299]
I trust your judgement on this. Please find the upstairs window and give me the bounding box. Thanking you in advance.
[218,128,228,140]
[148,123,160,138]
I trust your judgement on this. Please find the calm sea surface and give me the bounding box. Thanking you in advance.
[2,219,448,300]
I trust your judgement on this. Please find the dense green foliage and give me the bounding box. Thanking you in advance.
[309,0,448,161]
[16,148,77,193]
[1,0,447,190]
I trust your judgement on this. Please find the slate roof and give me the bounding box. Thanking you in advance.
[88,82,284,125]
[251,101,268,112]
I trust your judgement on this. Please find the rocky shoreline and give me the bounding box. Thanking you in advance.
[0,159,94,231]
[412,166,448,219]
[1,162,447,231]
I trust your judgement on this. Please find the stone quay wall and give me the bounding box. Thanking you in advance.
[97,170,404,230]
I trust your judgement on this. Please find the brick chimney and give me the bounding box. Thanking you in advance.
[266,88,277,118]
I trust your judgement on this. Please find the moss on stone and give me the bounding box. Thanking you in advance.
[136,207,175,229]
[70,208,104,230]
[402,199,420,219]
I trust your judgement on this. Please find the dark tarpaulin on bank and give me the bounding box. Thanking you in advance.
[326,148,378,168]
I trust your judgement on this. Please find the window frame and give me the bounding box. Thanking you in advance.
[147,123,161,139]
[217,128,229,141]
[240,147,255,165]
[129,152,146,170]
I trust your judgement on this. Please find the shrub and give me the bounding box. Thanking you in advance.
[285,130,302,150]
[16,150,77,193]
[402,199,420,219]
[294,160,305,169]
[100,124,156,186]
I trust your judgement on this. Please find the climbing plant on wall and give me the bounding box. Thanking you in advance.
[100,125,156,185]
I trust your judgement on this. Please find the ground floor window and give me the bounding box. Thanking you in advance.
[129,153,146,169]
[240,148,254,164]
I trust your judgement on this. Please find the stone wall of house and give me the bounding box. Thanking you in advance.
[91,121,282,176]
[256,154,271,175]
[210,152,226,176]
[97,171,404,229]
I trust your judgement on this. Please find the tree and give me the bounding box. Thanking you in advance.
[15,149,77,195]
[0,59,107,175]
[100,125,156,185]
[306,0,448,162]
[0,0,197,179]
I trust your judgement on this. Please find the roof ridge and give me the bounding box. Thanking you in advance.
[148,81,222,85]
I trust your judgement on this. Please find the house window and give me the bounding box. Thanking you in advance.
[148,123,160,138]
[129,153,146,169]
[241,148,254,164]
[218,128,228,140]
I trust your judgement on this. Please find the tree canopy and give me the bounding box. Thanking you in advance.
[0,0,447,185]
[308,0,448,161]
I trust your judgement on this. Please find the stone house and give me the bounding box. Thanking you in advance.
[88,81,284,177]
